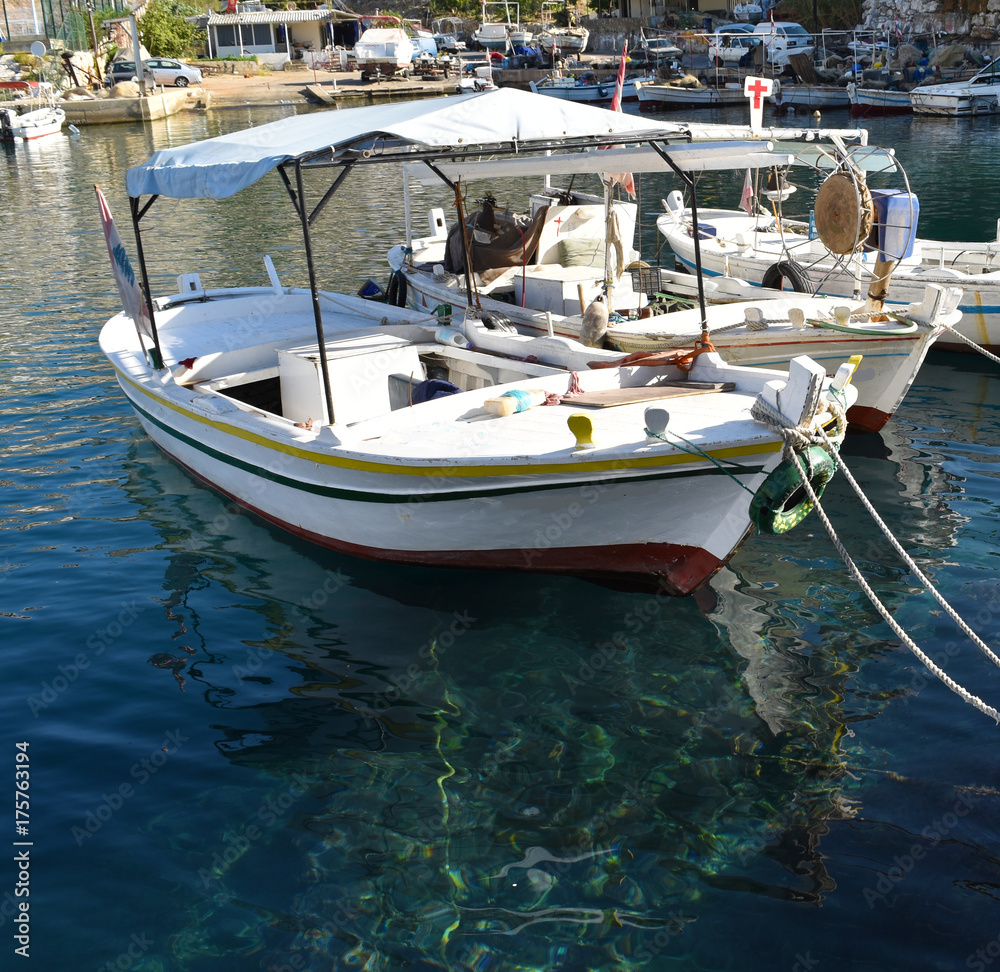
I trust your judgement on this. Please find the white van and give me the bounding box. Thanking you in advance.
[751,21,814,65]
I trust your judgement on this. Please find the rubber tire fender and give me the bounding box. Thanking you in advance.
[750,445,836,535]
[760,260,812,293]
[386,269,408,307]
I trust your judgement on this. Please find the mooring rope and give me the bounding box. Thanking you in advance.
[936,319,1000,367]
[786,446,1000,723]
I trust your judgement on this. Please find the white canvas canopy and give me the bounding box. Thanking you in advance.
[126,88,689,201]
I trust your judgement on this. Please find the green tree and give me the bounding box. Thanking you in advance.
[139,0,205,58]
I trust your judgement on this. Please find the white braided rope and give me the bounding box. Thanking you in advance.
[787,449,1000,723]
[750,395,847,456]
[821,429,1000,671]
[937,320,1000,367]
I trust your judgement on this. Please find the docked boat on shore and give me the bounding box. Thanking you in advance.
[0,81,65,140]
[97,90,858,594]
[846,82,913,117]
[909,60,1000,116]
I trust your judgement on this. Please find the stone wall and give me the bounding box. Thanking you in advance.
[860,0,1000,42]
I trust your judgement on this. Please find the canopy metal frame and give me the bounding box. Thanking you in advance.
[127,128,789,424]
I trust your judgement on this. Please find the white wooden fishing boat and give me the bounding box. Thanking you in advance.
[390,162,955,434]
[775,83,850,110]
[635,79,751,110]
[473,2,531,50]
[909,61,1000,116]
[97,89,856,594]
[536,25,589,56]
[656,135,1000,354]
[353,28,415,79]
[846,82,913,117]
[0,81,65,141]
[530,72,650,102]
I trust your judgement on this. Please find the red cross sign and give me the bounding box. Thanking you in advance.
[744,76,773,109]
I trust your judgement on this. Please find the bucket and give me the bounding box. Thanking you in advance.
[870,189,919,262]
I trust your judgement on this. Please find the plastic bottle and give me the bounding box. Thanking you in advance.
[435,326,471,349]
[808,209,817,240]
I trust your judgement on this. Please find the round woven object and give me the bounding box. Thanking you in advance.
[813,172,874,255]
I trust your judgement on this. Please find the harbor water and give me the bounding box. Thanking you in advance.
[3,103,1000,971]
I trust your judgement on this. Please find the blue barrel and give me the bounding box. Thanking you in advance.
[870,189,919,261]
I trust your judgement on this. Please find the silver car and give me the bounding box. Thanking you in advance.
[142,58,203,87]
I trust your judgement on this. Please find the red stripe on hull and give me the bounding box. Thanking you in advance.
[162,446,731,596]
[847,403,891,434]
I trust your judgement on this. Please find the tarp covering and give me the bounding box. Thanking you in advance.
[125,88,685,200]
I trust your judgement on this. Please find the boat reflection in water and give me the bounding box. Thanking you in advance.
[115,427,927,970]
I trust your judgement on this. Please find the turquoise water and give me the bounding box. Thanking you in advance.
[3,104,1000,971]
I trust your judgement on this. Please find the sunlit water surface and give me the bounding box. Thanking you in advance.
[2,102,1000,971]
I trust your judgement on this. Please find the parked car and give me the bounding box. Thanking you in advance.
[106,58,203,88]
[707,23,762,65]
[105,60,139,85]
[433,33,466,53]
[751,21,815,65]
[144,58,203,87]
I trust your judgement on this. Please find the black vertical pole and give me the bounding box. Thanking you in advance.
[294,162,336,426]
[129,196,165,370]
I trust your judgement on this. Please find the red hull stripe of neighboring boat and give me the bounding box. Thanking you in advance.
[846,404,891,434]
[162,444,730,595]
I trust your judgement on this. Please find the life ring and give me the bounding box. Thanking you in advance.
[386,269,408,307]
[760,260,811,293]
[750,445,835,535]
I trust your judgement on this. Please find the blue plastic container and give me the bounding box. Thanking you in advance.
[870,189,919,261]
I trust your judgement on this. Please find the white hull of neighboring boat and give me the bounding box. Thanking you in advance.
[776,84,850,109]
[529,74,649,102]
[657,204,1000,354]
[0,105,65,140]
[636,80,750,109]
[908,63,1000,116]
[536,27,590,55]
[397,263,943,433]
[846,83,913,116]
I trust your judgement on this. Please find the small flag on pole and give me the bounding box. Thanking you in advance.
[739,168,754,215]
[603,41,635,198]
[95,185,154,343]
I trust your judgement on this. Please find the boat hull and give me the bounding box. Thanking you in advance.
[846,84,913,117]
[636,82,749,110]
[110,356,774,595]
[530,76,646,102]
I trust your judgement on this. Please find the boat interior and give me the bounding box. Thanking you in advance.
[408,187,647,316]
